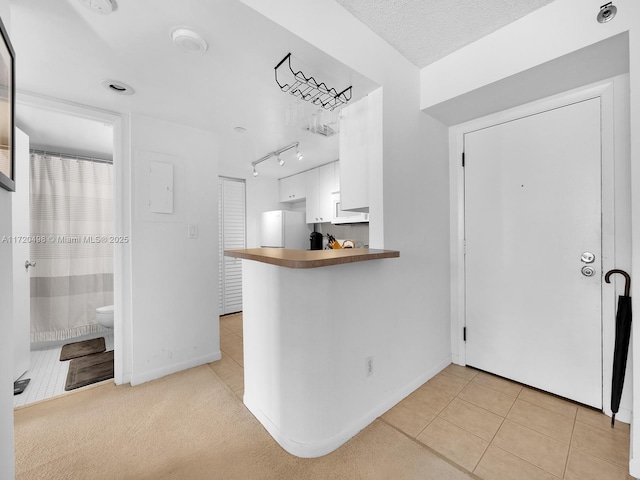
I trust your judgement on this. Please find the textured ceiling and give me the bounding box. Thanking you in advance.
[336,0,557,68]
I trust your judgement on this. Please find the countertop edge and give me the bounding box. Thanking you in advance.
[225,248,400,269]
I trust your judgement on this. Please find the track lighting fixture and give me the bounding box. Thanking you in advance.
[251,142,302,176]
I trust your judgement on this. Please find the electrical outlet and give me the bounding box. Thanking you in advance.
[366,356,373,377]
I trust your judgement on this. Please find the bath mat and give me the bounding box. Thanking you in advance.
[60,337,106,361]
[65,350,114,391]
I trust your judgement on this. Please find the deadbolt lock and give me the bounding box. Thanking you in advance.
[581,266,596,277]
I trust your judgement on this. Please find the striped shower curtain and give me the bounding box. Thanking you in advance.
[29,152,114,343]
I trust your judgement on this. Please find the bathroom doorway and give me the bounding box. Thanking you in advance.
[13,95,120,406]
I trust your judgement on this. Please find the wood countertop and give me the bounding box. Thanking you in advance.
[224,248,400,269]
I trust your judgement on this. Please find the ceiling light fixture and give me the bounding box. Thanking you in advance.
[171,27,208,54]
[251,142,301,176]
[597,2,617,23]
[100,78,135,95]
[78,0,117,15]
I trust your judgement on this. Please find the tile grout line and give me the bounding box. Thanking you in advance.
[505,398,576,445]
[570,440,632,473]
[471,385,520,475]
[378,416,485,480]
[562,409,579,479]
[412,380,470,439]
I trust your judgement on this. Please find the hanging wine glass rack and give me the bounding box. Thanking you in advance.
[274,53,352,111]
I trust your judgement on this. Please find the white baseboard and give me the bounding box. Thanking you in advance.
[628,457,640,478]
[244,354,452,458]
[129,351,221,386]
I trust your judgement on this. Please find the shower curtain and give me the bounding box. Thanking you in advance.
[29,152,114,342]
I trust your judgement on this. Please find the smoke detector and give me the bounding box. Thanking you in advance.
[78,0,117,15]
[171,27,209,54]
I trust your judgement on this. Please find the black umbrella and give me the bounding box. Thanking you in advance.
[604,269,632,427]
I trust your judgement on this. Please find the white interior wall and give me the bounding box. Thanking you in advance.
[239,0,453,432]
[128,114,220,385]
[420,0,640,475]
[420,0,637,111]
[0,3,15,478]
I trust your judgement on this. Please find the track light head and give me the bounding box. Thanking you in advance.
[252,166,258,177]
[278,155,285,166]
[296,146,304,161]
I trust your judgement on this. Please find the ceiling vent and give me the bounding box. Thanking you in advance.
[78,0,117,15]
[100,79,135,95]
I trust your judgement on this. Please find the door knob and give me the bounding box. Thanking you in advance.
[581,266,596,277]
[25,260,36,270]
[581,252,595,264]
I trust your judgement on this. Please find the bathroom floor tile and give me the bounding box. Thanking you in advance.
[571,420,629,468]
[474,445,558,480]
[507,399,574,444]
[438,398,503,442]
[458,382,516,417]
[565,447,634,480]
[492,419,569,478]
[416,416,489,472]
[14,333,114,408]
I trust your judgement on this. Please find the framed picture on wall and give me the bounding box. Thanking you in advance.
[0,16,14,192]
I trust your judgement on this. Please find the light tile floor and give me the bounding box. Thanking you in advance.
[13,333,114,408]
[212,313,634,480]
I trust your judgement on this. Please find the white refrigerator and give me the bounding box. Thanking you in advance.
[260,210,309,250]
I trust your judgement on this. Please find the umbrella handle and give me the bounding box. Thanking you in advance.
[605,269,631,297]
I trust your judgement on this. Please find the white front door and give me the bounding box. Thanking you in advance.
[464,97,602,408]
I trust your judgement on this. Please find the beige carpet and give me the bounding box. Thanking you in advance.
[14,364,472,480]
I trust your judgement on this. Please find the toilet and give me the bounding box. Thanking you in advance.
[96,305,114,329]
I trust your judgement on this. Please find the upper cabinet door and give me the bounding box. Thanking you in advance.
[279,172,306,203]
[339,88,382,212]
[305,162,338,224]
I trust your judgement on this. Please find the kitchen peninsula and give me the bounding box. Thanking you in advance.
[224,247,400,458]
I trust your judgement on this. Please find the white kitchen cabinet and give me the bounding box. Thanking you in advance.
[338,88,382,212]
[306,162,338,224]
[279,172,306,203]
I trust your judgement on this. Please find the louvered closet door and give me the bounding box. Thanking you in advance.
[219,177,246,315]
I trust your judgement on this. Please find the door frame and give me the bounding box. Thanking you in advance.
[16,91,131,386]
[448,79,621,416]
